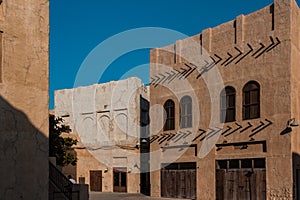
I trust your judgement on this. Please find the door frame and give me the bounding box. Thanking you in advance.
[89,170,102,192]
[113,167,127,192]
[161,162,196,199]
[215,158,266,200]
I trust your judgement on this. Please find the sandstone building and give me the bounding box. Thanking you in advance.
[55,77,150,194]
[149,0,300,199]
[0,1,49,200]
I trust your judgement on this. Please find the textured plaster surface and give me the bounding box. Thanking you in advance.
[150,0,299,199]
[55,77,149,193]
[0,0,49,200]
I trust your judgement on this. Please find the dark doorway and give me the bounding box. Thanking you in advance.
[216,158,266,200]
[140,96,150,195]
[296,169,300,199]
[113,168,127,192]
[140,171,150,195]
[161,162,196,199]
[90,170,102,192]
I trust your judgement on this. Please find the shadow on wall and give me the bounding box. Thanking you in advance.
[0,96,49,200]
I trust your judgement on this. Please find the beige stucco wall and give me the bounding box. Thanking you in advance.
[55,77,149,193]
[0,0,49,200]
[64,143,141,193]
[290,0,300,198]
[150,0,298,199]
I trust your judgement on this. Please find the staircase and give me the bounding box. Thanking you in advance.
[49,161,73,200]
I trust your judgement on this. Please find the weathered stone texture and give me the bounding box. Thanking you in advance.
[150,0,300,199]
[0,1,49,200]
[55,77,149,193]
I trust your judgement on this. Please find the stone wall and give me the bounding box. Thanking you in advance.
[55,77,149,193]
[150,0,299,199]
[0,0,49,199]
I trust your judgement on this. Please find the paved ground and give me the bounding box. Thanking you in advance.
[89,192,190,200]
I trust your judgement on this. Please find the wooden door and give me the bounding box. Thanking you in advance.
[216,169,266,200]
[161,169,196,199]
[90,170,102,192]
[113,168,127,192]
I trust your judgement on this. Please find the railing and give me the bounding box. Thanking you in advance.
[49,161,73,200]
[49,191,79,200]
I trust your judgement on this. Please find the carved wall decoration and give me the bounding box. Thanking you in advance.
[240,122,253,133]
[150,119,273,147]
[98,114,110,141]
[150,135,159,143]
[115,113,128,140]
[249,119,273,138]
[150,36,281,87]
[200,127,222,141]
[252,37,280,59]
[192,129,206,142]
[81,115,96,145]
[223,122,243,137]
[196,54,222,79]
[235,44,253,64]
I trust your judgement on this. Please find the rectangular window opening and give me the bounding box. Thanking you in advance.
[229,159,239,169]
[234,20,237,44]
[217,158,266,171]
[270,4,275,31]
[173,44,176,63]
[254,158,265,168]
[241,159,252,168]
[217,160,227,169]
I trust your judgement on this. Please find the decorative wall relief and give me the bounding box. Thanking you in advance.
[192,129,206,142]
[150,135,159,143]
[151,119,273,148]
[150,36,281,87]
[249,119,272,138]
[114,113,128,140]
[200,127,222,141]
[81,115,96,145]
[196,54,222,79]
[240,122,253,133]
[223,122,243,137]
[252,37,280,59]
[97,114,110,142]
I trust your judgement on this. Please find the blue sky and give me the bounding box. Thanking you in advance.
[50,0,295,109]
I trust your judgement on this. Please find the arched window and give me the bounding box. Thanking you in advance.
[180,96,192,128]
[220,86,236,122]
[163,99,175,131]
[243,81,260,120]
